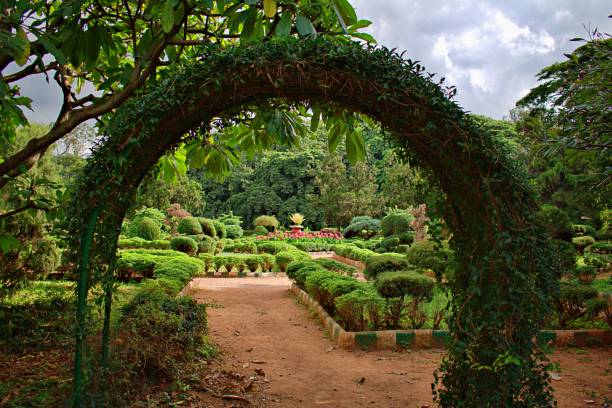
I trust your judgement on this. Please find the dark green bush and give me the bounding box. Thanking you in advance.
[377,236,400,252]
[575,264,597,284]
[225,224,243,239]
[118,286,207,380]
[573,224,596,237]
[275,250,309,272]
[342,216,381,238]
[212,220,226,239]
[286,260,325,287]
[256,241,298,254]
[314,258,356,275]
[364,254,411,279]
[319,275,364,313]
[591,241,612,254]
[224,239,257,253]
[28,238,61,277]
[584,253,610,270]
[177,217,203,235]
[170,236,198,255]
[381,212,414,237]
[335,286,385,331]
[375,271,434,301]
[572,236,595,251]
[136,217,162,241]
[197,235,217,254]
[550,240,576,278]
[153,257,205,292]
[304,269,339,305]
[536,204,573,241]
[405,240,452,281]
[197,217,217,237]
[557,283,599,328]
[254,225,268,235]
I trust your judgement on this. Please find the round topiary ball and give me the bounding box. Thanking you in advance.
[178,217,203,235]
[381,212,414,237]
[170,236,198,255]
[136,217,162,240]
[197,217,217,237]
[225,224,243,239]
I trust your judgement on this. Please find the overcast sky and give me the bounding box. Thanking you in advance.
[351,0,610,118]
[18,1,611,123]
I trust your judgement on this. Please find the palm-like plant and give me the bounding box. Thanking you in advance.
[289,213,305,226]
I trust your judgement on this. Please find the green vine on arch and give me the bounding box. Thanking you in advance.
[67,37,557,407]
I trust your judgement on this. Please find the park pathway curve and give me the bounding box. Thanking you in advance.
[190,276,611,408]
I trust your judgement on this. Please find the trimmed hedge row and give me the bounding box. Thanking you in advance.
[333,244,377,263]
[118,237,171,250]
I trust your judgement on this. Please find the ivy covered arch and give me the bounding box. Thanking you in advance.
[70,38,556,406]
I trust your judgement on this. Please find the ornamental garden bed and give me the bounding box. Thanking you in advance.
[291,283,612,350]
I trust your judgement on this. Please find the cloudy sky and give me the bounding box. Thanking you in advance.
[18,1,611,123]
[351,0,610,118]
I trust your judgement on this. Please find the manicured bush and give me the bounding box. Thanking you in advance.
[224,239,257,254]
[197,253,214,269]
[127,207,166,236]
[197,235,217,254]
[575,264,597,284]
[342,216,381,238]
[304,269,340,304]
[253,215,279,230]
[254,225,268,235]
[256,241,298,254]
[275,250,309,272]
[212,220,226,239]
[118,286,208,379]
[572,236,595,251]
[197,217,217,237]
[583,253,610,270]
[573,224,596,237]
[177,217,203,235]
[136,217,162,241]
[286,260,325,287]
[364,254,411,279]
[118,237,171,250]
[260,253,275,272]
[314,258,356,275]
[219,211,242,226]
[405,240,452,281]
[557,283,599,328]
[170,236,198,255]
[381,211,414,237]
[375,271,434,301]
[335,286,385,331]
[319,275,364,313]
[334,244,377,263]
[536,204,573,241]
[153,257,205,291]
[375,271,434,329]
[591,241,612,254]
[225,224,244,239]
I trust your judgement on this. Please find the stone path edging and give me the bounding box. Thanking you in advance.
[290,283,612,350]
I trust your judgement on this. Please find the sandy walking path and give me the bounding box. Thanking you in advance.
[191,276,611,407]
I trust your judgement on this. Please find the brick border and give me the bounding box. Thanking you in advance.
[290,283,612,350]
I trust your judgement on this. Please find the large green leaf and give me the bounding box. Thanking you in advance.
[162,0,175,33]
[296,15,316,37]
[274,12,292,37]
[345,129,366,164]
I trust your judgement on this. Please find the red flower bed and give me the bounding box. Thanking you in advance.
[256,230,343,240]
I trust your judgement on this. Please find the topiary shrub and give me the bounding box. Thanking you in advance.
[572,236,595,252]
[253,225,268,235]
[335,286,385,331]
[314,258,356,275]
[197,218,217,238]
[591,241,612,254]
[136,217,162,241]
[405,240,452,282]
[253,215,279,230]
[212,220,226,239]
[342,216,381,239]
[375,271,434,329]
[225,224,243,239]
[219,211,242,226]
[170,236,198,255]
[364,254,411,279]
[177,217,203,235]
[575,264,597,284]
[197,235,217,255]
[275,250,309,272]
[381,211,414,237]
[536,204,573,241]
[256,241,298,254]
[286,260,324,287]
[556,283,599,328]
[224,239,257,254]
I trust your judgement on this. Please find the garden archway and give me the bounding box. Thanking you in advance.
[70,38,556,406]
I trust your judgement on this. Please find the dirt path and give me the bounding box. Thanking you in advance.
[191,277,611,408]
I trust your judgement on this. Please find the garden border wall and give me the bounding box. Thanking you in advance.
[290,283,612,350]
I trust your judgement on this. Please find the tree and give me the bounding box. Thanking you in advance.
[133,174,205,216]
[517,33,611,152]
[0,0,370,190]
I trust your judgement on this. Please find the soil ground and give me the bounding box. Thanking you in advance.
[190,276,611,408]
